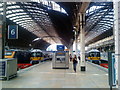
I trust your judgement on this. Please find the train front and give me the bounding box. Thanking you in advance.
[30,49,44,64]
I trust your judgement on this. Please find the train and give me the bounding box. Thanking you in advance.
[30,49,44,64]
[5,49,32,69]
[86,49,101,64]
[30,49,52,64]
[5,49,52,69]
[5,49,30,62]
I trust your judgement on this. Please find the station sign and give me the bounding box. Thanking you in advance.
[108,52,116,87]
[111,53,116,86]
[57,45,65,51]
[8,25,18,39]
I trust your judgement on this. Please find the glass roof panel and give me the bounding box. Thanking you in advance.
[85,2,113,44]
[7,6,18,9]
[0,3,3,7]
[0,8,3,11]
[6,14,16,18]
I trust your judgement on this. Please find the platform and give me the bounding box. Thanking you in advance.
[2,61,109,88]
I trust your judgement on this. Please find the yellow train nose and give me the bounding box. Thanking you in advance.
[30,57,41,60]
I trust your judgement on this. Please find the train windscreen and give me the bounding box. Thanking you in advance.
[89,52,100,57]
[31,52,43,57]
[5,51,13,56]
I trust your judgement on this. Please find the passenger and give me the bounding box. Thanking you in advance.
[72,55,78,72]
[78,55,80,61]
[69,54,72,62]
[60,58,62,63]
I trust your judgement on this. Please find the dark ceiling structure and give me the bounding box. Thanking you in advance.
[0,1,113,50]
[85,2,113,45]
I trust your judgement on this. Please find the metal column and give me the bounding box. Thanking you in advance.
[0,15,2,59]
[80,13,86,71]
[114,1,120,89]
[2,2,7,59]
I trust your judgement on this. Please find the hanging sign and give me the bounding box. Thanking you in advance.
[8,25,18,39]
[57,45,65,51]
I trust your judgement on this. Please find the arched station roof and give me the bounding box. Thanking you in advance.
[1,1,78,49]
[0,1,113,50]
[85,2,113,45]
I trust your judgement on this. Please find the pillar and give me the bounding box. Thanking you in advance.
[80,13,86,71]
[2,2,7,59]
[75,32,78,57]
[0,15,2,59]
[113,1,120,89]
[69,45,73,57]
[74,30,78,56]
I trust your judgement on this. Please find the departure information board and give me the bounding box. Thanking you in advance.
[56,51,65,56]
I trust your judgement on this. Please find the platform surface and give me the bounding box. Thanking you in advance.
[2,61,109,88]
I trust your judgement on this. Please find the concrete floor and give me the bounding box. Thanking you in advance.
[1,61,109,88]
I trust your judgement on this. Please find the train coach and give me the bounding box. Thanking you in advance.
[5,49,32,69]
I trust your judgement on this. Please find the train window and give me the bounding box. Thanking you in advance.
[31,52,43,57]
[89,53,94,57]
[5,51,13,56]
[96,52,100,57]
[89,52,100,57]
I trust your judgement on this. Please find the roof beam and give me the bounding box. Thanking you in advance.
[80,2,90,13]
[75,2,90,31]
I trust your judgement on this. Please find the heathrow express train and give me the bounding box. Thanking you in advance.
[86,49,101,64]
[5,49,52,65]
[30,49,44,64]
[5,49,32,69]
[30,49,52,64]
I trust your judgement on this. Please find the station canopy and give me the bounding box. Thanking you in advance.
[85,2,113,45]
[0,1,113,49]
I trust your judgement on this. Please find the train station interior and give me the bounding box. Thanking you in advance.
[0,0,120,89]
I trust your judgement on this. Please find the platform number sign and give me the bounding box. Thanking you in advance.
[8,25,18,39]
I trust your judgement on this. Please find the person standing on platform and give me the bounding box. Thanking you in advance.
[69,54,72,62]
[72,55,78,72]
[78,55,81,61]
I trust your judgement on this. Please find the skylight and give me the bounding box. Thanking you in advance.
[30,0,67,14]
